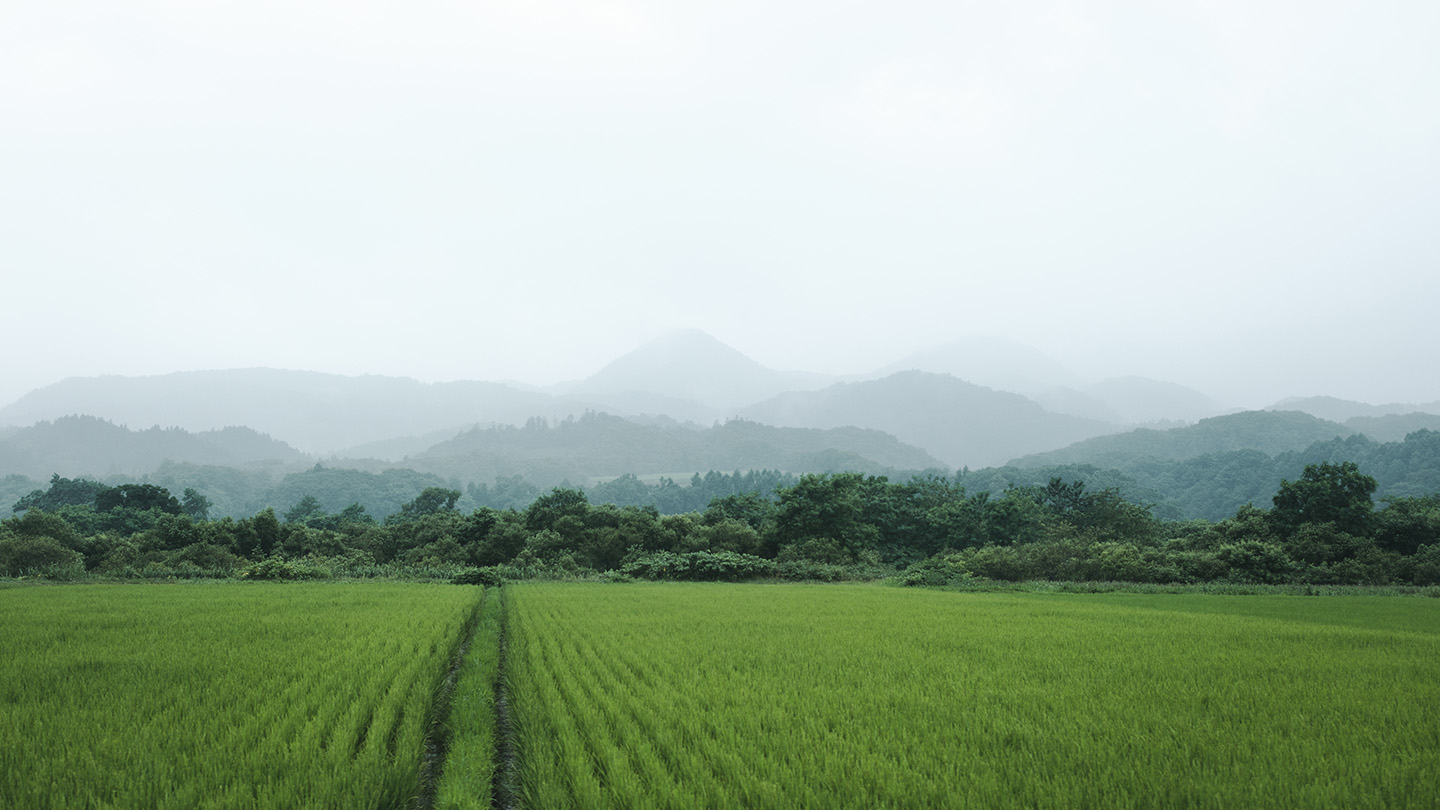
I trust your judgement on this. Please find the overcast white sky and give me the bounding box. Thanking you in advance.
[3,0,1437,410]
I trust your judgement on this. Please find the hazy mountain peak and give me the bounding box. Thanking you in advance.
[1269,395,1440,422]
[572,330,832,408]
[880,335,1083,393]
[1085,376,1230,425]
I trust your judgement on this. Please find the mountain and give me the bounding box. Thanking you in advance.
[1344,412,1440,443]
[0,415,308,479]
[878,337,1228,425]
[331,426,478,462]
[1269,395,1440,423]
[398,412,944,486]
[1082,376,1230,425]
[568,329,834,410]
[1009,410,1355,469]
[738,371,1115,468]
[0,370,557,454]
[879,336,1083,394]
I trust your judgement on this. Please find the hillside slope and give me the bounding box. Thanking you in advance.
[400,412,944,486]
[740,371,1114,468]
[1010,410,1355,469]
[0,415,308,479]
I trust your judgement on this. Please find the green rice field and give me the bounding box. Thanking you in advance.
[505,583,1440,810]
[0,582,483,809]
[3,581,1439,809]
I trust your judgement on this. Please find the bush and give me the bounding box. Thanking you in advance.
[452,566,507,587]
[1409,544,1440,586]
[0,535,85,578]
[899,554,972,587]
[167,543,244,573]
[621,551,775,581]
[239,555,330,581]
[771,559,855,582]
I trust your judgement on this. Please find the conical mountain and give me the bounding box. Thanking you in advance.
[570,330,833,409]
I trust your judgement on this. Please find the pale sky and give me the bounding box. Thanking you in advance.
[3,0,1438,411]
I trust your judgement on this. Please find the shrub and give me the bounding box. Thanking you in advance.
[621,551,776,582]
[452,566,507,587]
[0,535,85,578]
[898,554,972,587]
[239,555,330,581]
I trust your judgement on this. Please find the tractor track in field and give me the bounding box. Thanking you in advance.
[492,586,518,810]
[414,589,487,810]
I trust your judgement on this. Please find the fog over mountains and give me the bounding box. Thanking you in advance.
[4,330,1438,486]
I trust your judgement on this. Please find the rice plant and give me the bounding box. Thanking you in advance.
[0,581,484,809]
[505,582,1440,809]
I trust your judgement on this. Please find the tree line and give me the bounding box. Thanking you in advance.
[2,460,1438,586]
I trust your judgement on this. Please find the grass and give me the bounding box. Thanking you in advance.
[8,580,1440,809]
[0,581,484,810]
[434,585,504,809]
[503,582,1440,809]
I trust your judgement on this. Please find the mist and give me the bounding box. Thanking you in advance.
[3,0,1439,410]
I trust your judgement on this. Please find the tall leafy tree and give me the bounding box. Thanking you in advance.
[1268,461,1377,537]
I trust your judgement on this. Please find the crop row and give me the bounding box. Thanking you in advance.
[0,582,483,809]
[500,583,1440,809]
[6,581,1440,809]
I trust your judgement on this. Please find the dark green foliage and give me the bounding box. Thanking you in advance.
[266,466,467,523]
[1375,495,1440,555]
[451,566,506,586]
[1268,461,1377,537]
[5,508,84,550]
[524,488,590,535]
[620,550,776,581]
[387,487,461,524]
[96,484,183,516]
[180,488,212,521]
[238,555,330,580]
[251,508,281,557]
[166,543,245,572]
[773,473,880,558]
[5,451,1439,586]
[13,474,107,514]
[0,534,85,577]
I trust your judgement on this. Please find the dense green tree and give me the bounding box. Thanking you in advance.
[1374,495,1440,555]
[1268,461,1377,538]
[251,508,281,557]
[0,535,84,576]
[387,487,462,524]
[4,509,84,551]
[180,488,212,521]
[96,484,183,516]
[13,475,107,514]
[283,495,325,525]
[525,488,590,535]
[774,474,880,557]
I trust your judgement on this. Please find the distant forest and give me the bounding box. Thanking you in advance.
[3,435,1439,587]
[3,420,1437,525]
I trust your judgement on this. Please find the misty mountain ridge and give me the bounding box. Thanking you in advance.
[1009,410,1357,469]
[738,371,1116,469]
[396,412,944,486]
[1268,395,1440,423]
[565,329,835,410]
[0,415,307,479]
[4,331,1416,470]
